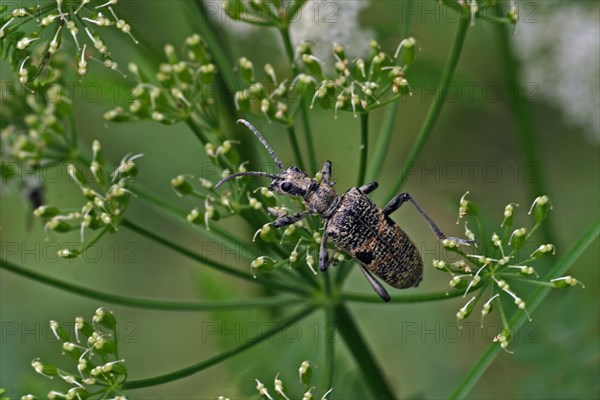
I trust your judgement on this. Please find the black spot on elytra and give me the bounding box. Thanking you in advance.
[355,251,374,265]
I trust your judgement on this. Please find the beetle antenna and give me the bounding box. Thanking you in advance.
[215,171,280,189]
[237,119,284,171]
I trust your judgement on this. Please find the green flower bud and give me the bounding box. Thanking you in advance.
[551,275,585,288]
[46,218,72,233]
[297,41,312,57]
[456,296,477,320]
[251,256,276,275]
[528,195,552,224]
[332,43,346,61]
[239,57,255,83]
[93,307,116,329]
[57,248,79,259]
[234,90,250,112]
[31,358,58,377]
[33,205,60,218]
[302,54,323,80]
[264,63,277,84]
[199,63,217,84]
[75,316,94,339]
[187,208,205,225]
[171,175,193,196]
[529,243,555,259]
[509,227,527,249]
[500,203,517,227]
[49,320,70,341]
[395,37,417,67]
[259,224,277,243]
[299,360,312,386]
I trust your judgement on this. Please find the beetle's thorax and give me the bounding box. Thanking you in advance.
[304,182,339,217]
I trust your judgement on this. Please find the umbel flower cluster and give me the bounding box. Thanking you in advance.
[33,141,141,259]
[104,34,219,127]
[1,81,74,184]
[0,0,138,86]
[435,193,584,351]
[234,38,416,123]
[219,360,332,400]
[22,308,128,400]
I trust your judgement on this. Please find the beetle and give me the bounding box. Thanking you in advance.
[216,119,474,302]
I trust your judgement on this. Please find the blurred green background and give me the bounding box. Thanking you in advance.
[1,1,598,399]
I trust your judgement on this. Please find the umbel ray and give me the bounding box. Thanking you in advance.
[216,119,475,302]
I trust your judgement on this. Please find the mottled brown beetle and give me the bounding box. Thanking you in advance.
[216,119,474,302]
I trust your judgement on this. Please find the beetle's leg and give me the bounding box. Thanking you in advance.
[384,193,476,246]
[321,161,333,185]
[319,232,330,272]
[357,263,391,302]
[273,210,311,228]
[359,182,378,194]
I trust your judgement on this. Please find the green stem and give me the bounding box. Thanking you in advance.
[0,259,301,311]
[335,304,397,398]
[185,118,210,145]
[366,105,398,182]
[342,286,480,303]
[286,125,305,170]
[120,218,306,295]
[280,26,317,173]
[123,305,314,389]
[357,113,369,187]
[385,15,470,201]
[189,1,236,90]
[323,273,335,390]
[299,105,318,173]
[495,22,555,245]
[131,186,263,264]
[450,220,599,399]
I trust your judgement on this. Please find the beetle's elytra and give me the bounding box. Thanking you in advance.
[216,119,473,302]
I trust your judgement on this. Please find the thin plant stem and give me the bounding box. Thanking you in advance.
[323,272,335,390]
[364,0,413,183]
[357,112,369,187]
[280,26,318,172]
[0,259,302,311]
[450,220,599,399]
[120,218,307,295]
[189,1,236,90]
[342,286,481,303]
[124,305,315,389]
[335,303,397,399]
[299,104,318,173]
[286,124,306,170]
[366,106,398,182]
[495,22,555,245]
[385,15,471,202]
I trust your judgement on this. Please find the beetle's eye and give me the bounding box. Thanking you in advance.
[290,166,300,172]
[280,182,293,192]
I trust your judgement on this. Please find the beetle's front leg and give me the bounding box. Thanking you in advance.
[272,210,311,228]
[319,231,330,272]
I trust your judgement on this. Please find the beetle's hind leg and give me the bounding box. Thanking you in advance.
[358,263,391,302]
[358,182,378,194]
[384,193,477,246]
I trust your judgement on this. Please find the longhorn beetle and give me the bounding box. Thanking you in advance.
[216,119,474,302]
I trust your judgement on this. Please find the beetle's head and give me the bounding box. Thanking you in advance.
[269,166,316,197]
[214,120,317,198]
